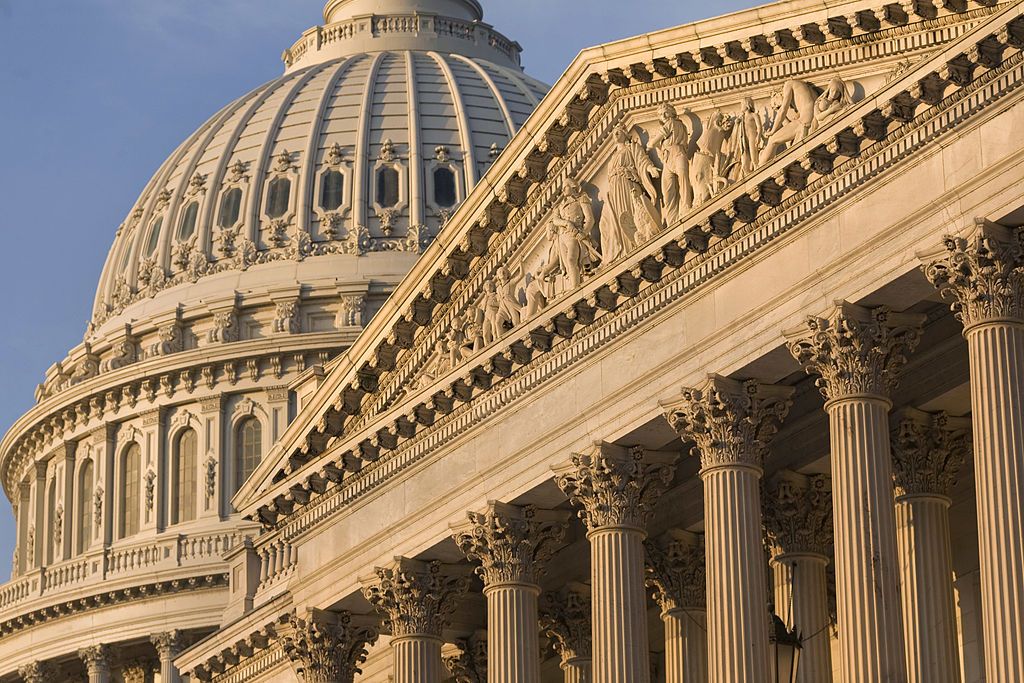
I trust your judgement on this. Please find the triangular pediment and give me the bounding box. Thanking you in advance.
[235,0,1024,521]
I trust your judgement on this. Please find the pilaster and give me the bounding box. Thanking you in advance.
[32,460,46,569]
[452,502,568,683]
[539,583,593,682]
[553,442,678,683]
[362,558,470,683]
[786,301,924,683]
[55,440,76,562]
[199,395,225,519]
[279,609,379,683]
[78,645,111,683]
[891,408,970,683]
[664,375,792,683]
[763,471,833,683]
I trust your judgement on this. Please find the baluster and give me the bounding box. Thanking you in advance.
[259,548,270,583]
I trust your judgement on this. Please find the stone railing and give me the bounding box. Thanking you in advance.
[256,538,296,592]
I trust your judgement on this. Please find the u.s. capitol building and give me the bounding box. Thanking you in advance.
[2,0,1023,681]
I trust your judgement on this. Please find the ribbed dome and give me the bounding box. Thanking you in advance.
[89,1,546,337]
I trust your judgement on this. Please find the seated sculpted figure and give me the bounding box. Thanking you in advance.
[758,76,853,166]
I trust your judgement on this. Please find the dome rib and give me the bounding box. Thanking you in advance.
[297,56,360,235]
[450,53,516,140]
[428,51,477,188]
[405,51,424,227]
[352,52,387,229]
[244,64,329,243]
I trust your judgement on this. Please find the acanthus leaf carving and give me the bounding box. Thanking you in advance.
[891,409,971,498]
[361,559,470,638]
[279,610,378,683]
[763,470,833,557]
[644,529,706,613]
[539,583,592,665]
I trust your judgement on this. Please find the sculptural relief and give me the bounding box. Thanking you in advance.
[649,103,694,226]
[759,76,854,165]
[540,179,599,290]
[598,125,661,263]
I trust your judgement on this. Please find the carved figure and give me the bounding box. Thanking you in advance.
[598,125,661,263]
[479,281,503,346]
[541,179,599,289]
[464,304,484,354]
[494,267,522,327]
[447,316,467,368]
[690,111,737,206]
[759,76,854,165]
[737,97,764,174]
[523,263,549,319]
[649,103,693,225]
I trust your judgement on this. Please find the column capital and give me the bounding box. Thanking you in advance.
[121,660,154,683]
[451,502,568,588]
[552,442,678,532]
[18,661,57,683]
[919,218,1024,329]
[442,632,487,683]
[662,375,793,471]
[78,644,111,675]
[539,583,593,666]
[644,529,706,614]
[279,609,378,683]
[361,558,470,639]
[785,301,925,401]
[150,630,184,660]
[892,408,971,499]
[764,470,833,558]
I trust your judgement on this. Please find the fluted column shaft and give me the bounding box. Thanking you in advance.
[771,553,831,683]
[486,583,541,683]
[663,608,707,683]
[702,463,769,683]
[562,657,592,683]
[394,635,444,683]
[895,493,959,682]
[827,396,907,681]
[590,526,650,682]
[966,321,1024,678]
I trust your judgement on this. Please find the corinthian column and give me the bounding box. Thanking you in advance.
[763,471,833,683]
[452,502,569,683]
[920,218,1024,680]
[362,558,470,683]
[553,443,679,683]
[78,645,111,683]
[18,662,56,683]
[151,630,184,683]
[540,583,593,682]
[664,376,793,683]
[443,632,487,683]
[644,529,708,683]
[891,409,970,683]
[279,609,379,683]
[786,301,924,682]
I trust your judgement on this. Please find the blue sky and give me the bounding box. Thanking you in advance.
[0,0,762,573]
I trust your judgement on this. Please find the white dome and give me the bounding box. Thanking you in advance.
[90,0,546,337]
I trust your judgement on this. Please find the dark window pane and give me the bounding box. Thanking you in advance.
[321,170,344,211]
[121,443,141,539]
[145,217,163,256]
[178,202,199,240]
[78,460,93,554]
[433,167,457,208]
[376,166,399,208]
[236,418,262,492]
[218,187,242,228]
[174,429,197,525]
[266,177,291,218]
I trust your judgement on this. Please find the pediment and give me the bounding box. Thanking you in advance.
[234,0,1024,521]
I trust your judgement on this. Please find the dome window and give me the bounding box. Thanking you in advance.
[266,176,292,218]
[178,201,199,241]
[144,217,163,257]
[119,443,141,539]
[218,187,243,229]
[433,167,457,208]
[77,460,94,554]
[376,166,400,208]
[321,170,345,212]
[235,417,263,493]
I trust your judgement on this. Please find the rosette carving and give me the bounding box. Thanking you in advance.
[662,375,793,471]
[452,502,568,587]
[763,470,833,557]
[644,529,706,613]
[891,408,970,498]
[539,583,592,665]
[785,301,925,400]
[552,442,678,532]
[919,218,1024,329]
[280,610,378,683]
[361,558,470,638]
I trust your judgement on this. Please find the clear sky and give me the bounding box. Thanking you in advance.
[0,0,762,574]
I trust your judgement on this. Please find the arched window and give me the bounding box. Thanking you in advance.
[235,418,262,492]
[78,460,94,554]
[46,479,57,566]
[433,167,457,208]
[119,443,141,539]
[178,201,199,241]
[172,429,197,525]
[320,170,344,211]
[145,216,163,256]
[266,177,291,218]
[218,187,243,228]
[376,166,400,208]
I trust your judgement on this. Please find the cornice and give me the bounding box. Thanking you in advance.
[242,2,1024,535]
